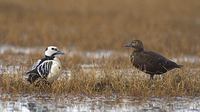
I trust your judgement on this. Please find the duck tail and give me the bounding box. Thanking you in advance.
[26,72,40,84]
[177,65,183,68]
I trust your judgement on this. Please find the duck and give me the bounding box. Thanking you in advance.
[26,46,64,83]
[125,40,182,79]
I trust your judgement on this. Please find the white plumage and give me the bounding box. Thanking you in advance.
[46,57,62,83]
[26,46,64,84]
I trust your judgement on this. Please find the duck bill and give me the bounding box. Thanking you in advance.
[56,51,65,55]
[124,43,132,48]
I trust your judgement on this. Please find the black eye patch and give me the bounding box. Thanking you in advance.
[51,48,57,51]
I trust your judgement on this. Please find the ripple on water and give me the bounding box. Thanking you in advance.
[1,95,200,112]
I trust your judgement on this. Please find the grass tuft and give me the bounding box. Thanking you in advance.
[1,66,200,97]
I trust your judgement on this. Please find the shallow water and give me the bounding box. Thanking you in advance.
[0,94,200,112]
[0,45,199,63]
[0,45,125,58]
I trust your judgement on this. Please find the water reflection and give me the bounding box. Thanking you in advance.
[1,94,200,112]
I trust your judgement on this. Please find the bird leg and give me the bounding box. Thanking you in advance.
[150,74,154,80]
[148,74,155,88]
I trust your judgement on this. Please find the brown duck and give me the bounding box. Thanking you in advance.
[125,40,182,79]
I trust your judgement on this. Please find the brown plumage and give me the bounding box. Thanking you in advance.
[125,40,182,79]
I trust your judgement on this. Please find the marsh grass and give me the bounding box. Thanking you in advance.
[0,52,199,97]
[1,64,200,97]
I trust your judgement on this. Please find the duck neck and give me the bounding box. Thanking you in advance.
[133,48,144,52]
[45,55,55,60]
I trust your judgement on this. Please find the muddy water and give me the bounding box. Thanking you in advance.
[0,94,200,112]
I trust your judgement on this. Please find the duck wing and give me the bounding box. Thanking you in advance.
[36,60,53,78]
[26,60,53,83]
[133,51,180,74]
[31,59,42,70]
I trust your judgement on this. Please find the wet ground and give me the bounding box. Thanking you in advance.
[0,45,200,112]
[1,94,200,112]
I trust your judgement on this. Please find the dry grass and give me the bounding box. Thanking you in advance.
[0,52,199,97]
[1,63,200,97]
[0,0,199,56]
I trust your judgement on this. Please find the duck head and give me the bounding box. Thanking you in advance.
[125,40,144,52]
[45,46,64,57]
